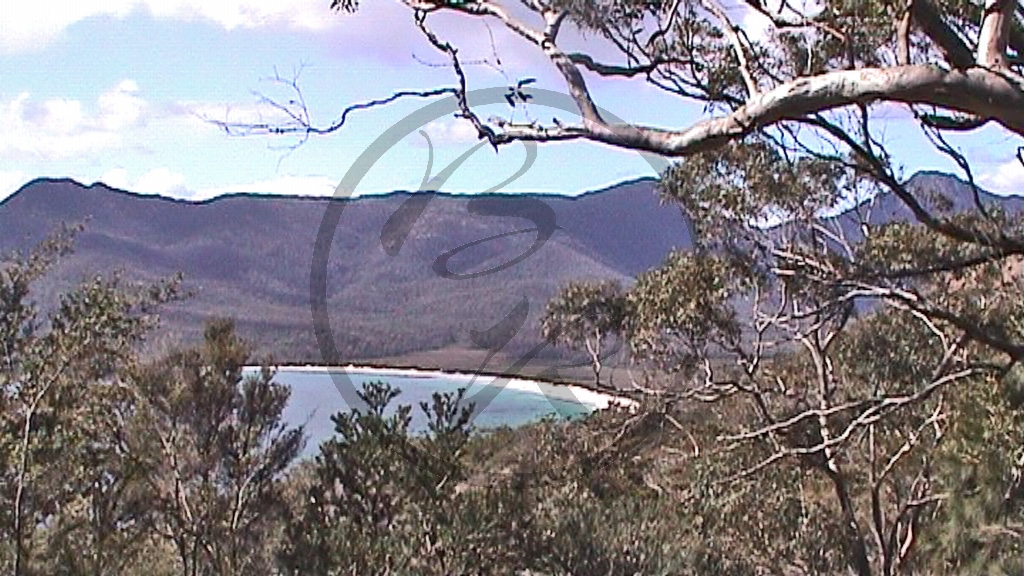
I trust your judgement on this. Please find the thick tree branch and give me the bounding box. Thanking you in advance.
[242,1,1024,164]
[496,65,1024,157]
[911,0,976,69]
[978,0,1018,67]
[897,3,913,66]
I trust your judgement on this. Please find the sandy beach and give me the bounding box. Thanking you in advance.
[268,364,637,411]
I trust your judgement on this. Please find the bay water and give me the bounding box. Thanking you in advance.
[273,368,596,454]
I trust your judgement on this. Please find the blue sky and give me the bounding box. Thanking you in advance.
[1,0,1022,201]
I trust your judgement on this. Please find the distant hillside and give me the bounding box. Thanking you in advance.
[3,172,1017,370]
[0,178,692,364]
[828,170,1024,242]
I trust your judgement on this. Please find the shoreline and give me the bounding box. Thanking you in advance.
[264,364,637,411]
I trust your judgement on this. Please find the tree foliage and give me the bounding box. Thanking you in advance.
[12,0,1024,571]
[0,230,312,576]
[541,280,630,386]
[0,227,181,575]
[278,381,489,575]
[133,319,305,576]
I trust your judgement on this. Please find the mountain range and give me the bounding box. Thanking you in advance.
[0,177,691,369]
[1,172,1017,373]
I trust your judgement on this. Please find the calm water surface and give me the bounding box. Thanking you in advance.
[273,369,594,454]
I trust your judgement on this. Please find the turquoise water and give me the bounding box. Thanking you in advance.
[273,369,594,453]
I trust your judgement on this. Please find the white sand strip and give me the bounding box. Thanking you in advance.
[263,364,637,411]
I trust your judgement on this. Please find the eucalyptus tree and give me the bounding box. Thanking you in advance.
[540,165,1023,574]
[0,227,180,576]
[224,0,1024,572]
[541,280,630,387]
[231,0,1024,167]
[132,319,304,576]
[278,381,486,575]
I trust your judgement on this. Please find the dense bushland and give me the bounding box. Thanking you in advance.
[1,226,1021,575]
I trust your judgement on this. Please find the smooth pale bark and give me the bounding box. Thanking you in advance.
[408,0,1024,159]
[978,0,1017,67]
[498,65,1024,156]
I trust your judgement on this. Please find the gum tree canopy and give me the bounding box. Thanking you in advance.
[230,1,1024,574]
[315,0,1024,155]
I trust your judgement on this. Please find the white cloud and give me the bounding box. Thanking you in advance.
[141,0,337,32]
[0,170,29,201]
[38,98,84,134]
[0,1,133,53]
[413,119,481,148]
[979,159,1024,196]
[0,0,338,53]
[101,172,341,201]
[0,80,147,159]
[100,167,131,190]
[136,167,187,195]
[99,166,188,196]
[98,79,146,131]
[194,174,339,200]
[0,0,533,74]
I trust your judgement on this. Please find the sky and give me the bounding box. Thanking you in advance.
[1,0,1023,201]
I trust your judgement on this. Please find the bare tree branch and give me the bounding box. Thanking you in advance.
[235,0,1024,164]
[911,0,977,68]
[567,53,691,78]
[701,0,759,96]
